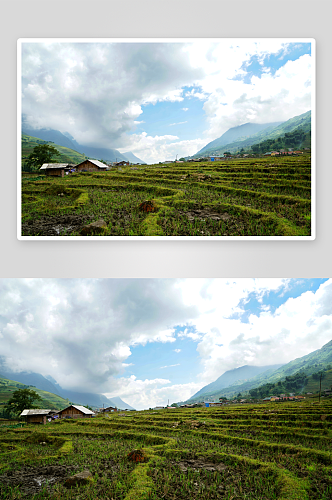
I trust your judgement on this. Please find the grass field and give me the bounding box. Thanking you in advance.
[0,401,330,499]
[21,155,312,237]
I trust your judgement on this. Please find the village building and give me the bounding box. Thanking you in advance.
[75,159,108,172]
[40,163,76,177]
[115,161,129,166]
[20,409,56,424]
[57,405,95,419]
[101,406,118,413]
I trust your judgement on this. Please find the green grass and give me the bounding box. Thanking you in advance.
[0,402,331,499]
[21,156,312,237]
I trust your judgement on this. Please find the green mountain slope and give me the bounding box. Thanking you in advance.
[196,122,284,156]
[0,375,70,413]
[193,110,311,157]
[188,364,284,401]
[183,339,332,402]
[22,134,86,171]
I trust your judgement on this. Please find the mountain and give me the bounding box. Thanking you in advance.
[0,375,70,412]
[0,369,120,410]
[193,110,311,157]
[110,396,136,411]
[184,338,332,402]
[21,123,128,163]
[188,364,284,402]
[196,122,284,156]
[122,151,146,164]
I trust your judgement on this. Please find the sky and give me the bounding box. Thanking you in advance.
[20,39,313,164]
[0,278,331,410]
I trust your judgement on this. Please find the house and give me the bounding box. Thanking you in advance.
[75,159,108,172]
[153,406,165,410]
[40,163,76,177]
[57,405,95,419]
[115,161,129,166]
[101,406,118,413]
[270,397,280,402]
[20,409,56,424]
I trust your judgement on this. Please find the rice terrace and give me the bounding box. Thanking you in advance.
[1,400,331,499]
[21,154,312,238]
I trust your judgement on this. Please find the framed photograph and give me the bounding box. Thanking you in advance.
[18,38,315,240]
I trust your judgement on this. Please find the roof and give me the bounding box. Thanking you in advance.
[59,405,95,415]
[40,163,72,170]
[78,159,107,169]
[20,409,52,416]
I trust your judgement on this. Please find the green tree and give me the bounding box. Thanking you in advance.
[4,388,43,416]
[25,144,60,171]
[171,403,178,407]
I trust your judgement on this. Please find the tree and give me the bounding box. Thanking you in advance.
[179,158,186,162]
[4,388,43,416]
[25,144,60,171]
[171,403,178,407]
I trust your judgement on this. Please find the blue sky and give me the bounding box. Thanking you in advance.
[21,39,313,163]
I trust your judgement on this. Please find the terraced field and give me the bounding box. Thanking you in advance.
[21,156,312,237]
[0,402,331,499]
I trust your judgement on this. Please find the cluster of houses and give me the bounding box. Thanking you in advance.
[186,148,308,162]
[20,404,121,424]
[40,159,132,177]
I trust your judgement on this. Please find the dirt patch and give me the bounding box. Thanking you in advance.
[22,214,91,236]
[180,209,231,221]
[174,459,227,473]
[0,464,78,497]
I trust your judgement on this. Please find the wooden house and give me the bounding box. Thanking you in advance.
[101,406,118,413]
[20,409,55,424]
[75,159,108,172]
[40,163,76,177]
[57,404,95,419]
[115,161,129,166]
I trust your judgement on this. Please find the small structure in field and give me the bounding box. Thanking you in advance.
[57,405,95,419]
[20,409,56,424]
[101,406,118,413]
[115,161,129,166]
[75,159,108,172]
[40,163,76,177]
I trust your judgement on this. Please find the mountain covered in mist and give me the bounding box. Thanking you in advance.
[0,369,135,410]
[183,338,332,403]
[193,110,311,157]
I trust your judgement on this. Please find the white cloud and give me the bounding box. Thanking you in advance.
[160,364,180,369]
[174,349,181,353]
[169,121,188,126]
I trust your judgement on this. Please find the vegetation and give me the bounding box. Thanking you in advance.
[0,376,71,417]
[24,145,60,172]
[22,135,86,172]
[21,154,312,237]
[0,401,331,499]
[4,389,43,417]
[251,127,311,155]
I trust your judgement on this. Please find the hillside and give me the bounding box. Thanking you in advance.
[0,369,124,410]
[0,376,70,414]
[110,396,136,411]
[248,367,332,399]
[188,364,284,401]
[184,339,332,402]
[196,122,283,156]
[22,134,86,171]
[193,110,311,157]
[21,124,129,163]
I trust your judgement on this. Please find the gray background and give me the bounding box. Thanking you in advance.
[1,0,329,278]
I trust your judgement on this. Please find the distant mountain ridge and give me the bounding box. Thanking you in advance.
[21,122,129,163]
[193,110,311,157]
[189,364,284,401]
[196,122,284,156]
[0,369,135,410]
[182,338,332,403]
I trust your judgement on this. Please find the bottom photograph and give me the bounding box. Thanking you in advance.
[0,278,331,500]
